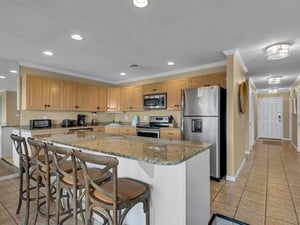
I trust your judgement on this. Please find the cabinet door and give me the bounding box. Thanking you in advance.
[120,87,132,111]
[105,126,120,134]
[24,75,46,110]
[86,85,99,111]
[167,80,179,110]
[107,88,120,112]
[62,81,76,110]
[97,87,107,111]
[160,128,181,140]
[75,83,87,110]
[167,79,188,110]
[119,126,136,136]
[46,78,62,110]
[131,86,143,111]
[143,82,166,94]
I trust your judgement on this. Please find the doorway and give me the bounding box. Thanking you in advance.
[249,90,255,151]
[258,97,283,139]
[294,89,300,152]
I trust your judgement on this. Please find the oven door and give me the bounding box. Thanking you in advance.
[136,128,160,138]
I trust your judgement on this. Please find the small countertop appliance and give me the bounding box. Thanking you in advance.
[77,114,86,126]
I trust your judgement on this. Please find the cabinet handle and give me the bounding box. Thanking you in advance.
[75,106,79,109]
[44,104,47,109]
[168,133,174,135]
[152,88,156,91]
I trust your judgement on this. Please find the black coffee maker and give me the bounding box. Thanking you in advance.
[77,114,86,126]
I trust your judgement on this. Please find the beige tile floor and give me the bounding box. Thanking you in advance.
[211,139,300,225]
[0,139,299,224]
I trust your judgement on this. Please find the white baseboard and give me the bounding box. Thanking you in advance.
[0,173,19,181]
[291,141,299,152]
[226,157,246,182]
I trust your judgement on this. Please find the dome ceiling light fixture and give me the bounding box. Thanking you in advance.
[268,88,278,93]
[267,76,281,85]
[265,42,291,60]
[133,0,149,8]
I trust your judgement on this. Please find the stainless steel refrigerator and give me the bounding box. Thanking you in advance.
[182,85,226,181]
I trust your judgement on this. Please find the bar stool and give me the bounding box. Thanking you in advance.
[46,144,111,225]
[10,134,36,225]
[27,137,56,225]
[74,151,150,225]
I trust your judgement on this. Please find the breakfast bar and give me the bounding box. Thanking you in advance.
[37,131,211,225]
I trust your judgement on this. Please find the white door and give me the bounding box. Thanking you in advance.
[258,97,283,139]
[249,90,255,151]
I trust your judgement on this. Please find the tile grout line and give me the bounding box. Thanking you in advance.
[264,143,270,225]
[278,142,300,225]
[232,139,259,219]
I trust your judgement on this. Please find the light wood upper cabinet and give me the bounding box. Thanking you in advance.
[21,74,62,110]
[190,72,226,89]
[97,87,107,111]
[62,81,76,110]
[120,86,143,111]
[143,82,166,95]
[46,78,63,110]
[74,83,87,110]
[167,79,188,110]
[85,85,99,111]
[107,87,120,112]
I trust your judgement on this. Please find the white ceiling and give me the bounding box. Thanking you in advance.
[0,0,299,91]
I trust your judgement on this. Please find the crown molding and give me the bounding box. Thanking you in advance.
[19,61,113,84]
[114,61,226,84]
[223,48,248,74]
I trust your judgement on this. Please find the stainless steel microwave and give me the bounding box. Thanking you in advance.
[143,93,167,109]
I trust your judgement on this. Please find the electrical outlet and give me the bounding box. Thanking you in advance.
[143,116,147,121]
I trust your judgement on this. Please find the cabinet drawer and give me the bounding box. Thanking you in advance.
[119,127,136,136]
[160,128,181,140]
[93,127,105,133]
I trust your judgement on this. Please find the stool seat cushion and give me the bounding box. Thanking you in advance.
[92,178,147,204]
[62,168,111,186]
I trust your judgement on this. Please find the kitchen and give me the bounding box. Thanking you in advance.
[0,1,300,224]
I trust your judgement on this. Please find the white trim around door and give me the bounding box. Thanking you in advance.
[258,97,283,139]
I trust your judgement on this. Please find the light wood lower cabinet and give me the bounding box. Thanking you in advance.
[160,128,181,140]
[105,126,120,134]
[119,126,136,136]
[93,126,105,133]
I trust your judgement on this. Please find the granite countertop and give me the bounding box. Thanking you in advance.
[36,131,211,165]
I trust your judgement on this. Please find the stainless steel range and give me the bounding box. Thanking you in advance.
[136,116,169,138]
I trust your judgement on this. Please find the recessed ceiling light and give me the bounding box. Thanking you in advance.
[133,0,149,8]
[0,75,6,79]
[167,61,175,66]
[43,50,54,56]
[120,72,127,76]
[71,33,84,41]
[9,70,18,74]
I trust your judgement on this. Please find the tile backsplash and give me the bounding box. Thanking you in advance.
[20,110,181,127]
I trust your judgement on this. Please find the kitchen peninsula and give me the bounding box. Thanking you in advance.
[38,131,211,225]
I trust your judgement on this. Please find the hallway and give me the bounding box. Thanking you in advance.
[211,139,300,224]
